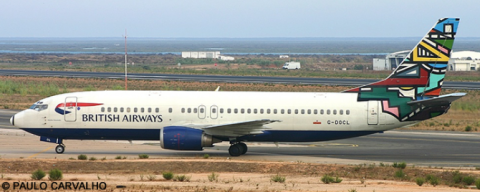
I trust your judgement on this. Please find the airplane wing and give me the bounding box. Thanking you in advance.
[201,119,281,137]
[407,93,466,107]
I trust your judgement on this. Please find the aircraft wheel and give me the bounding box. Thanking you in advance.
[239,143,248,154]
[55,145,65,154]
[228,144,242,157]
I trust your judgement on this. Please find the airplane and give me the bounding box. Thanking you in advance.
[10,18,464,156]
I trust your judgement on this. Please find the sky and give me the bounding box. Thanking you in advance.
[1,0,479,38]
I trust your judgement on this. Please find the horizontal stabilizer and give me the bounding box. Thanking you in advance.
[407,93,466,107]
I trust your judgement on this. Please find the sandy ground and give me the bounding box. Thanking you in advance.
[0,129,479,191]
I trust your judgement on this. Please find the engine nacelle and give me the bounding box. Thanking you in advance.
[160,126,221,150]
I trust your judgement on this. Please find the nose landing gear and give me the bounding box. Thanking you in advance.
[55,144,66,154]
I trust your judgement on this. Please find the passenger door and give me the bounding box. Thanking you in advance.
[64,96,77,122]
[367,100,379,125]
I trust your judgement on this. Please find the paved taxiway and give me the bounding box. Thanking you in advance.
[1,109,479,167]
[1,69,479,89]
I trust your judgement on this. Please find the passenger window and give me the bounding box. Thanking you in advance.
[212,108,216,113]
[301,109,305,114]
[320,109,324,115]
[141,108,145,113]
[155,108,159,113]
[340,110,344,115]
[281,109,284,114]
[327,109,331,115]
[346,110,350,115]
[227,108,231,114]
[307,109,311,114]
[260,109,264,114]
[148,108,152,113]
[120,107,124,113]
[127,107,131,113]
[200,108,204,113]
[333,110,337,115]
[181,108,185,113]
[187,108,191,113]
[241,108,245,114]
[101,107,105,112]
[107,107,111,112]
[295,109,298,114]
[273,109,277,114]
[314,109,317,114]
[254,109,258,114]
[288,109,291,114]
[194,108,198,113]
[234,108,238,114]
[134,107,138,113]
[114,107,118,112]
[267,109,271,114]
[220,108,224,113]
[247,108,251,114]
[168,108,172,113]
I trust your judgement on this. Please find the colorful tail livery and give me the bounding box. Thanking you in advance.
[55,102,103,115]
[345,18,464,122]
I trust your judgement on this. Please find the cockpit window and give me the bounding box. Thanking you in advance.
[29,104,48,111]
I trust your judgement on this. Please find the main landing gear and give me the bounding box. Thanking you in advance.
[228,142,248,156]
[55,144,66,154]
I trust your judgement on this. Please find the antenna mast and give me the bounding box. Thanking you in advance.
[124,29,128,90]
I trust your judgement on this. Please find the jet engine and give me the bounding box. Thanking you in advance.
[160,126,221,150]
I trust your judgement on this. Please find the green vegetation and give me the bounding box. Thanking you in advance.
[115,156,122,159]
[476,179,480,189]
[426,175,440,187]
[321,175,342,184]
[203,154,210,159]
[174,174,190,182]
[415,177,425,186]
[89,157,97,161]
[394,169,405,179]
[162,171,174,180]
[208,172,219,182]
[0,80,64,97]
[138,154,149,159]
[31,169,46,180]
[48,169,63,181]
[270,174,286,183]
[392,162,407,169]
[77,154,87,160]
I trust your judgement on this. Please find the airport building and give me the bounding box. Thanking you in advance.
[373,50,409,71]
[373,50,480,71]
[181,51,235,61]
[181,51,221,59]
[448,51,480,71]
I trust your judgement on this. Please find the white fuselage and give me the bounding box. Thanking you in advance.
[13,90,415,142]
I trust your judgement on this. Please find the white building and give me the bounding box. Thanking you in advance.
[448,51,480,71]
[279,55,289,58]
[181,51,220,59]
[219,55,235,61]
[373,50,409,71]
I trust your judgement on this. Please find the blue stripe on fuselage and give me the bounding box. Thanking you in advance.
[21,128,380,142]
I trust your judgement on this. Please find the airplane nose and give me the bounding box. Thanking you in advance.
[10,115,14,126]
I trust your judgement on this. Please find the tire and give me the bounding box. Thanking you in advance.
[238,143,248,155]
[55,145,65,154]
[228,144,242,156]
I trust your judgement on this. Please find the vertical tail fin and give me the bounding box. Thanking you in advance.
[344,18,460,121]
[345,18,459,97]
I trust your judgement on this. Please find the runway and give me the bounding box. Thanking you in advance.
[1,69,479,89]
[1,109,479,167]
